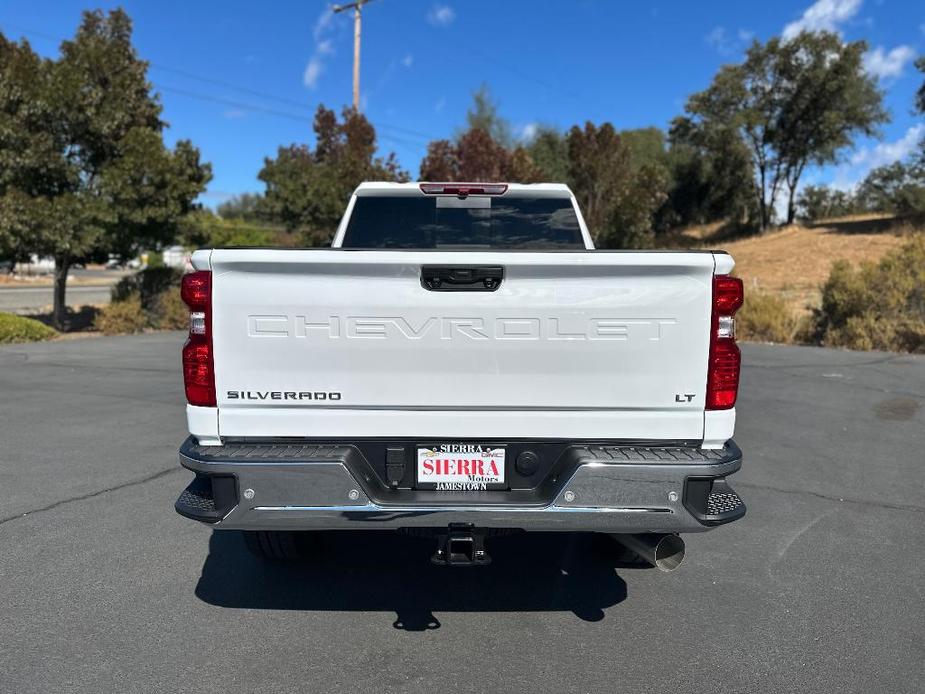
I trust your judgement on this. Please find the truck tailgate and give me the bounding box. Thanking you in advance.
[203,249,721,441]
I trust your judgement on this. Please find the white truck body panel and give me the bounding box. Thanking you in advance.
[193,247,730,444]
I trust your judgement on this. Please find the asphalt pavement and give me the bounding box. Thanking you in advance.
[0,334,923,693]
[0,284,114,312]
[0,268,127,312]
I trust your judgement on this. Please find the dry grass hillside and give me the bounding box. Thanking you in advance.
[681,214,915,314]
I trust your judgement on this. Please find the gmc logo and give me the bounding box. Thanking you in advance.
[246,315,677,342]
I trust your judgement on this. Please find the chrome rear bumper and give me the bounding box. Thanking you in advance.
[176,437,745,533]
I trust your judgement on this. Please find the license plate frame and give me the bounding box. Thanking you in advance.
[415,443,507,491]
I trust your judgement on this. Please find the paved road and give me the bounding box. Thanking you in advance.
[1,335,923,693]
[0,284,114,312]
[0,268,128,312]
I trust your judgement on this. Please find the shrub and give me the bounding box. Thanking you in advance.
[813,235,925,353]
[151,289,188,330]
[0,313,58,343]
[145,251,165,268]
[93,296,148,335]
[180,210,276,248]
[737,291,804,344]
[111,267,183,310]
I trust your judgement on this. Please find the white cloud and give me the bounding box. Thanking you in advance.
[832,124,925,189]
[863,45,916,80]
[782,0,862,40]
[850,124,925,169]
[705,26,728,50]
[304,8,338,91]
[313,9,334,42]
[223,109,247,119]
[401,53,414,68]
[303,56,324,89]
[705,26,755,55]
[517,122,539,142]
[434,96,447,113]
[427,4,456,27]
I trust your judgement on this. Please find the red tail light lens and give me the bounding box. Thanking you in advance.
[180,271,215,407]
[706,275,743,410]
[182,341,214,406]
[707,340,741,409]
[181,271,210,310]
[713,275,744,315]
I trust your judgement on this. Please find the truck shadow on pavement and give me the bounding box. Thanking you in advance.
[195,531,632,630]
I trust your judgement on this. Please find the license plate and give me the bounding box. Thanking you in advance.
[416,443,506,490]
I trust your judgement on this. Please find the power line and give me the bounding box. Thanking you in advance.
[157,85,432,152]
[1,19,442,143]
[155,85,313,123]
[150,65,321,111]
[3,16,584,120]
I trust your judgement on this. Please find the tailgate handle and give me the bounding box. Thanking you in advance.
[421,265,504,292]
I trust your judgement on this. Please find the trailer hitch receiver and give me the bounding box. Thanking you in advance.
[431,524,491,566]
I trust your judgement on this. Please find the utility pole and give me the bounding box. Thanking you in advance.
[332,0,373,112]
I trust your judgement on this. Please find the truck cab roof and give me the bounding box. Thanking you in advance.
[354,181,575,197]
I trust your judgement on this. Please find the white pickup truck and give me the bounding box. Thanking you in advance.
[175,182,745,570]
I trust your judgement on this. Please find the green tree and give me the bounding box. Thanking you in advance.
[420,139,459,181]
[456,128,511,181]
[915,57,925,163]
[179,209,275,248]
[419,128,543,183]
[683,32,886,230]
[796,185,858,221]
[856,162,925,214]
[621,127,668,170]
[217,193,262,221]
[666,116,756,227]
[566,122,629,234]
[776,32,888,223]
[507,145,544,183]
[0,10,210,328]
[608,163,669,248]
[527,127,569,183]
[915,56,925,115]
[461,83,512,146]
[0,36,48,271]
[259,105,407,243]
[566,121,666,248]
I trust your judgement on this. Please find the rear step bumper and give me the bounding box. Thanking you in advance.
[175,437,745,533]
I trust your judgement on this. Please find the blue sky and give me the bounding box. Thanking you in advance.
[2,0,923,205]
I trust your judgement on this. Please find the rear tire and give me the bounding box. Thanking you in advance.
[242,530,317,561]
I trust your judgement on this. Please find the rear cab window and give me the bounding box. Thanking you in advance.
[341,194,585,250]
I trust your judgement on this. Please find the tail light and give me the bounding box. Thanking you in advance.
[706,275,744,410]
[181,271,215,407]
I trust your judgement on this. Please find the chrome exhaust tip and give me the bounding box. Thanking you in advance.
[612,533,686,572]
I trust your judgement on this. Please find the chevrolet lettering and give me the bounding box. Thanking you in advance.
[247,315,679,342]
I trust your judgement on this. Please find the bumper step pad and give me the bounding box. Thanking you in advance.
[707,489,745,516]
[178,480,216,514]
[175,474,237,524]
[683,477,746,526]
